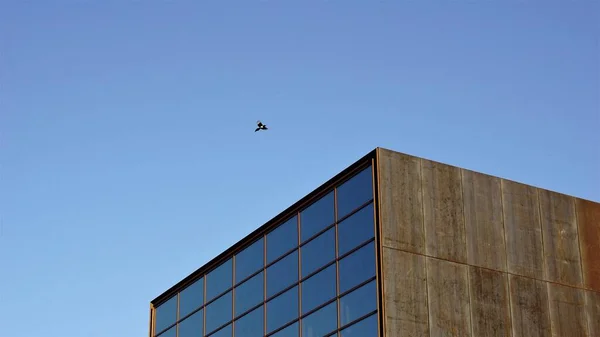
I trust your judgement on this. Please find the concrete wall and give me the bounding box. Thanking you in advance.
[376,148,600,337]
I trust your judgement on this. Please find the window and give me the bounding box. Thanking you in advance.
[270,322,299,337]
[179,277,204,319]
[340,313,378,337]
[267,286,298,334]
[155,295,177,334]
[235,271,264,317]
[205,292,232,334]
[234,305,263,336]
[300,191,334,243]
[266,250,298,298]
[210,323,232,337]
[178,309,203,337]
[340,280,377,327]
[300,228,335,278]
[338,242,376,294]
[301,264,336,315]
[235,238,264,284]
[301,301,337,337]
[157,326,176,337]
[338,203,374,256]
[206,259,232,302]
[337,166,373,220]
[267,216,298,264]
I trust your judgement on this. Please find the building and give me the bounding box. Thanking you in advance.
[149,147,600,337]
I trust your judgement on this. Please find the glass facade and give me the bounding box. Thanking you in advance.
[152,165,379,337]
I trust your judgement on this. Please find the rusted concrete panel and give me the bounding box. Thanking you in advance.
[468,266,512,337]
[462,170,507,271]
[585,290,600,336]
[508,274,551,337]
[539,190,583,287]
[382,247,430,337]
[378,149,425,254]
[422,160,467,263]
[547,283,589,337]
[502,180,544,279]
[426,258,471,337]
[576,199,600,292]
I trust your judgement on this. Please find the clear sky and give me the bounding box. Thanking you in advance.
[1,1,598,336]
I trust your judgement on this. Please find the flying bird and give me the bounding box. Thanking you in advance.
[255,120,268,132]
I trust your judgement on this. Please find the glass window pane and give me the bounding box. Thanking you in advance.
[178,309,203,337]
[301,228,335,278]
[210,323,232,337]
[340,313,378,337]
[235,271,264,317]
[206,259,233,302]
[235,238,264,284]
[338,203,374,256]
[234,305,263,337]
[337,166,373,219]
[205,291,232,335]
[157,326,176,337]
[301,301,338,337]
[301,264,336,315]
[338,242,376,294]
[300,191,334,243]
[266,286,299,334]
[155,295,177,334]
[179,277,204,319]
[270,321,299,337]
[340,280,377,327]
[267,216,298,264]
[266,250,298,298]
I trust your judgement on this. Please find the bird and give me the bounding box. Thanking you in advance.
[255,120,268,132]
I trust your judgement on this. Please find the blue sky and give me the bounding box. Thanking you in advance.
[1,1,598,336]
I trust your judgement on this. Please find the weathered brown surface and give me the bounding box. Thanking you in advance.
[382,247,430,337]
[547,283,589,337]
[378,149,425,254]
[539,190,583,286]
[462,170,506,271]
[508,275,551,337]
[502,180,544,279]
[469,266,512,337]
[585,290,600,336]
[422,160,467,263]
[426,258,471,337]
[576,199,600,292]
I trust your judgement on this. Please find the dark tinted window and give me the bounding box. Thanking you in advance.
[337,166,373,219]
[338,203,374,256]
[155,295,177,334]
[235,271,264,317]
[340,313,378,337]
[266,286,298,334]
[301,264,336,315]
[301,228,335,278]
[206,259,232,302]
[210,323,231,337]
[340,280,377,327]
[301,301,338,337]
[300,191,334,243]
[270,322,299,337]
[267,216,298,264]
[338,242,376,294]
[178,309,203,337]
[179,277,204,319]
[266,250,298,298]
[235,238,264,284]
[157,326,176,337]
[205,292,232,334]
[234,305,263,337]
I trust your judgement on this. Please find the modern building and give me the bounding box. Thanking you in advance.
[149,147,599,337]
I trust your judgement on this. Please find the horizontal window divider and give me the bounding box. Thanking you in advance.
[339,276,377,299]
[299,259,336,283]
[233,302,263,320]
[300,296,338,318]
[265,318,299,337]
[340,309,378,331]
[204,288,232,308]
[154,323,174,337]
[338,237,375,261]
[205,321,231,337]
[235,268,263,288]
[177,306,202,326]
[300,222,336,246]
[265,282,298,303]
[265,246,299,269]
[336,198,374,223]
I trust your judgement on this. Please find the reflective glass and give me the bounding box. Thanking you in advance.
[338,242,376,294]
[155,295,177,334]
[267,216,298,264]
[235,271,264,317]
[179,277,204,319]
[235,238,264,284]
[337,166,373,219]
[338,203,374,256]
[206,259,233,302]
[157,326,176,337]
[266,286,299,334]
[301,228,335,278]
[270,321,299,337]
[205,291,232,334]
[266,250,298,298]
[300,191,334,243]
[301,301,338,337]
[340,313,378,337]
[210,323,231,337]
[301,264,336,315]
[178,309,203,337]
[340,280,377,327]
[234,305,263,337]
